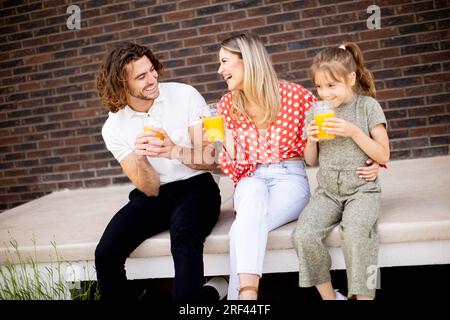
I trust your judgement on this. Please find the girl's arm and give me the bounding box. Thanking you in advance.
[352,124,390,164]
[324,119,390,164]
[303,119,320,166]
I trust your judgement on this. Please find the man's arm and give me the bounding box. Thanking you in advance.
[120,153,160,196]
[119,131,162,197]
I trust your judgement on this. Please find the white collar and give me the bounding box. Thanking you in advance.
[123,83,166,118]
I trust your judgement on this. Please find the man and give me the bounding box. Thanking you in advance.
[95,42,221,300]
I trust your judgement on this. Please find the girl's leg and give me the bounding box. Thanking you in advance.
[316,281,337,300]
[340,191,380,299]
[292,189,342,294]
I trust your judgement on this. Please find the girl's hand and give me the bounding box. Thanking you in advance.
[356,158,379,181]
[323,117,359,138]
[306,120,319,142]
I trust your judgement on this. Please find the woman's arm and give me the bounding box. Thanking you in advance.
[145,124,217,170]
[357,158,380,182]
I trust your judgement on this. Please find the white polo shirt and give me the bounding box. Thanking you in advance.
[102,82,207,184]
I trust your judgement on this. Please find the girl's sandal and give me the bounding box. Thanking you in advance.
[238,286,258,300]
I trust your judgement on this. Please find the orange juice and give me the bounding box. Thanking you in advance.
[314,112,335,140]
[143,127,165,141]
[203,116,224,142]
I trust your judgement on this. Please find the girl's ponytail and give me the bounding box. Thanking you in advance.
[342,42,376,98]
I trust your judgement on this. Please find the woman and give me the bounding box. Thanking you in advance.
[216,33,379,300]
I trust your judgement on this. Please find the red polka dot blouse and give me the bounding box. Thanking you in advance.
[218,82,316,183]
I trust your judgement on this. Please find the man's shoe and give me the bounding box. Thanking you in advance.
[203,276,228,300]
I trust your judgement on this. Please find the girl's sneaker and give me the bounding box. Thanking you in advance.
[335,290,348,300]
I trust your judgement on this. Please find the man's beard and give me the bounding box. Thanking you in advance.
[128,90,154,101]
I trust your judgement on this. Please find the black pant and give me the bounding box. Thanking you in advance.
[95,173,221,300]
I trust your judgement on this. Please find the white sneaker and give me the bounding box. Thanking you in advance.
[335,290,348,300]
[203,276,228,300]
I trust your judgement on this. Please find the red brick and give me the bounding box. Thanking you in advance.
[377,89,405,100]
[198,23,231,35]
[420,51,450,64]
[364,48,400,61]
[383,56,421,68]
[337,0,373,13]
[232,17,266,30]
[24,54,51,64]
[18,82,41,91]
[179,0,209,9]
[410,126,448,137]
[360,28,399,40]
[272,51,306,63]
[183,35,216,47]
[164,9,195,22]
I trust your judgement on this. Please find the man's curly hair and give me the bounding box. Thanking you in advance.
[96,42,164,113]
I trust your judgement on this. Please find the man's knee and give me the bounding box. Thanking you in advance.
[95,241,109,263]
[170,222,206,253]
[95,239,124,266]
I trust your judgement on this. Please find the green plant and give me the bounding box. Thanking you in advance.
[0,237,99,300]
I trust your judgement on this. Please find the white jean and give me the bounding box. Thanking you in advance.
[227,160,310,299]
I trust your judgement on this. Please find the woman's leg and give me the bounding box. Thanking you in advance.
[228,176,268,300]
[229,162,311,300]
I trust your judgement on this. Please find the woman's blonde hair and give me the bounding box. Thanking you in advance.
[220,33,280,124]
[310,42,376,98]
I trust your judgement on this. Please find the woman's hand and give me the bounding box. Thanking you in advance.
[356,158,379,181]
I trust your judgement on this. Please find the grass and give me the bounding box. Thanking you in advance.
[0,236,99,300]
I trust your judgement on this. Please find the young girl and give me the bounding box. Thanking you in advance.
[292,42,390,300]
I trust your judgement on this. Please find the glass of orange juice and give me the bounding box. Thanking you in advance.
[202,103,224,142]
[143,115,165,141]
[313,100,335,140]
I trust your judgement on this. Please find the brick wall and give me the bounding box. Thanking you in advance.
[1,0,449,211]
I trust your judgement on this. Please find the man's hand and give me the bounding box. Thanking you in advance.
[134,131,156,156]
[146,128,178,159]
